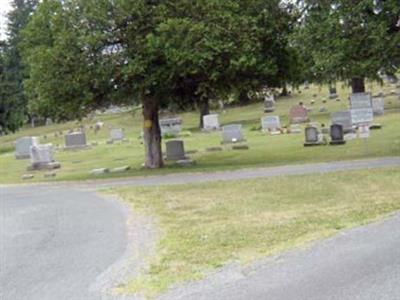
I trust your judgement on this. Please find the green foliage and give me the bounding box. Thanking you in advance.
[21,0,297,119]
[0,43,25,134]
[0,0,39,133]
[296,0,400,84]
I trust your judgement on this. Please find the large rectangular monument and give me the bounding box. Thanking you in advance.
[65,132,87,149]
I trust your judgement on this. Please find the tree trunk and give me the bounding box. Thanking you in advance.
[142,96,163,169]
[351,77,365,93]
[280,84,288,96]
[238,89,250,106]
[199,97,209,129]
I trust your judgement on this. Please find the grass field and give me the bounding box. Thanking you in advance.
[113,167,400,297]
[0,82,399,183]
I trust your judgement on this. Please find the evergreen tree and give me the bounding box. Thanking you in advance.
[4,0,39,126]
[296,0,400,93]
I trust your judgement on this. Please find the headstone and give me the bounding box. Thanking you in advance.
[304,126,323,146]
[221,124,245,144]
[15,137,39,159]
[261,116,281,133]
[350,93,373,125]
[166,140,186,160]
[28,144,61,170]
[45,118,53,126]
[65,132,87,149]
[331,111,353,133]
[110,128,124,141]
[350,92,372,109]
[289,105,309,124]
[358,123,370,139]
[329,87,338,99]
[264,95,276,113]
[351,108,374,125]
[372,97,384,116]
[203,114,220,131]
[330,124,346,145]
[159,117,182,137]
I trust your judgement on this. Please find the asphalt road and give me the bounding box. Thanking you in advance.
[0,186,128,300]
[1,157,399,300]
[161,213,400,300]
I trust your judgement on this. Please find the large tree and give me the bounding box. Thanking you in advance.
[22,0,292,168]
[0,41,25,134]
[4,0,38,126]
[296,0,400,93]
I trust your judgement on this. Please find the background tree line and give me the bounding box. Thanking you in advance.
[0,0,398,167]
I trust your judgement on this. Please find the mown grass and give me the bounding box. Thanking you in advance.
[0,82,399,184]
[114,167,400,297]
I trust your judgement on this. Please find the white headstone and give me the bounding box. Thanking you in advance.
[261,116,281,132]
[110,128,124,141]
[222,124,244,143]
[350,93,373,125]
[350,93,372,109]
[15,137,39,159]
[159,118,182,137]
[203,114,220,131]
[372,97,384,116]
[30,144,54,165]
[29,144,60,170]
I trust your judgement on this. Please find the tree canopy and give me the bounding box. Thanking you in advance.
[21,0,295,167]
[296,0,400,92]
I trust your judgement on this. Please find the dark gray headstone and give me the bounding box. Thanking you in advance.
[65,132,87,149]
[330,124,346,145]
[166,140,186,160]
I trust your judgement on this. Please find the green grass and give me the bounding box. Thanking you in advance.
[113,167,400,297]
[0,82,399,184]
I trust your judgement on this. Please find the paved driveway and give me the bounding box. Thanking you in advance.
[0,186,127,300]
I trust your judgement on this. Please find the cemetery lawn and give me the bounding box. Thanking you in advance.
[0,83,399,184]
[113,167,400,297]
